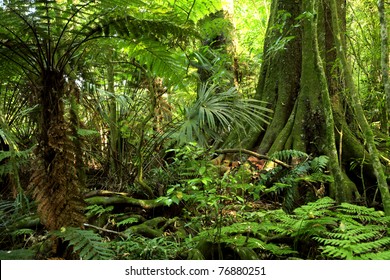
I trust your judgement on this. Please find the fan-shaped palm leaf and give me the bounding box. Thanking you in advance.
[177,83,272,146]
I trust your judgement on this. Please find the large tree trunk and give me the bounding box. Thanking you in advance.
[253,0,302,154]
[251,0,390,213]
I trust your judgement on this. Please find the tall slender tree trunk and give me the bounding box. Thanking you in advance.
[329,0,390,214]
[222,0,240,88]
[107,50,122,185]
[377,0,390,135]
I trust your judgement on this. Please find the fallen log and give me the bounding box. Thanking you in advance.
[85,195,165,209]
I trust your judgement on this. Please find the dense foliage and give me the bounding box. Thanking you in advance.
[0,0,389,260]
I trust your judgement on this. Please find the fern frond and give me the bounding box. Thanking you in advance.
[310,155,329,173]
[116,217,139,227]
[85,205,114,218]
[263,197,390,260]
[125,40,188,85]
[270,150,309,162]
[174,0,222,23]
[352,238,390,254]
[320,227,382,242]
[321,246,354,259]
[0,148,32,176]
[293,197,335,216]
[52,227,115,260]
[10,228,35,237]
[358,250,390,260]
[191,220,298,258]
[313,208,390,259]
[338,203,385,223]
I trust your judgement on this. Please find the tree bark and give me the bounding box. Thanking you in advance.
[253,0,302,154]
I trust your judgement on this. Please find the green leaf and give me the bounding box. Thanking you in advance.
[199,165,207,175]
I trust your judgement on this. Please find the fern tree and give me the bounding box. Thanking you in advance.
[0,0,136,230]
[0,0,219,223]
[249,0,390,213]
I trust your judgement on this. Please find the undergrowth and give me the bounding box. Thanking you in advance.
[1,146,389,260]
[264,197,390,259]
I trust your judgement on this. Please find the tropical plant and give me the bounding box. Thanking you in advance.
[184,196,390,260]
[0,0,115,231]
[176,83,272,146]
[0,0,388,263]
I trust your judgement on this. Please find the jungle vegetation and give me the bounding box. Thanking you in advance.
[0,0,389,260]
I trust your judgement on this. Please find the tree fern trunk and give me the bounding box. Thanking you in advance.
[29,69,85,230]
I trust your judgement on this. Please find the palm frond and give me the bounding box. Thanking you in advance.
[176,83,272,146]
[124,40,188,86]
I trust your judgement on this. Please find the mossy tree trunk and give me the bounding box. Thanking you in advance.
[252,0,390,213]
[328,0,390,214]
[377,0,390,135]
